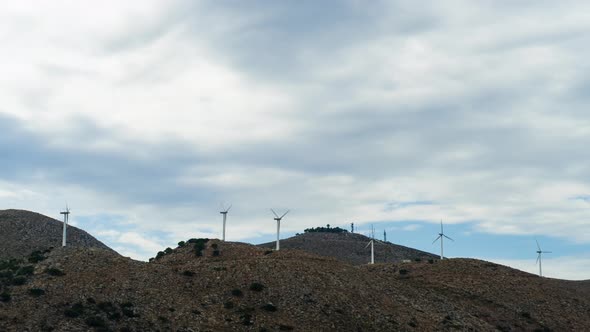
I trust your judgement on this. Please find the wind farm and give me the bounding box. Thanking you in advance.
[2,0,589,331]
[1,208,589,332]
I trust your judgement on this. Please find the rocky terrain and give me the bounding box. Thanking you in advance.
[0,210,589,331]
[0,209,114,260]
[258,232,438,265]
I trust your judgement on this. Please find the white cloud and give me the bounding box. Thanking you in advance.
[0,1,589,275]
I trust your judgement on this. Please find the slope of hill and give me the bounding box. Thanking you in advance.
[1,238,589,331]
[258,232,438,265]
[0,209,115,260]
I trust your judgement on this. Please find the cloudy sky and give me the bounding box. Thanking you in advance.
[1,1,589,279]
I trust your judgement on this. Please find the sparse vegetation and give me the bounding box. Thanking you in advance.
[182,270,195,277]
[46,267,65,276]
[85,315,107,328]
[28,250,47,263]
[12,276,26,285]
[16,265,35,276]
[28,288,45,297]
[249,282,265,292]
[64,303,85,318]
[0,292,11,302]
[261,303,277,312]
[231,288,243,297]
[240,313,253,326]
[192,238,209,256]
[120,302,137,318]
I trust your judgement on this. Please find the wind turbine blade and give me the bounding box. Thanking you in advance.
[535,238,541,251]
[432,235,441,244]
[536,254,540,265]
[280,210,290,218]
[226,204,232,213]
[440,220,443,233]
[443,235,454,241]
[271,209,279,218]
[364,240,372,249]
[543,251,552,254]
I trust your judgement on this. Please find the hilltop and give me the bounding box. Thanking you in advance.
[258,231,438,265]
[0,209,115,260]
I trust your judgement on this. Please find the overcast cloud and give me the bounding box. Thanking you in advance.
[1,1,589,278]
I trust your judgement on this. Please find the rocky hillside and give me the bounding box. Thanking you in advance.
[258,232,438,265]
[0,209,114,260]
[1,238,589,331]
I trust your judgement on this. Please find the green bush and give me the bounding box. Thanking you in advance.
[223,301,234,309]
[261,303,277,312]
[211,243,218,249]
[120,302,133,308]
[85,316,106,327]
[249,282,265,292]
[28,250,46,263]
[178,241,186,247]
[121,307,137,318]
[28,288,45,297]
[0,292,11,302]
[182,270,195,277]
[240,313,253,326]
[98,301,117,313]
[16,265,35,276]
[212,250,220,257]
[164,247,173,254]
[64,303,85,318]
[399,269,409,275]
[12,276,27,285]
[46,267,65,276]
[231,289,243,297]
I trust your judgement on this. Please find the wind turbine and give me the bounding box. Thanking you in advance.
[364,225,376,264]
[432,220,453,260]
[535,239,551,277]
[219,203,232,241]
[60,204,71,247]
[271,209,289,250]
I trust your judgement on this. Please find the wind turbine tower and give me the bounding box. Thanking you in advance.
[384,229,387,242]
[60,205,70,247]
[365,225,376,264]
[432,220,453,259]
[219,204,232,241]
[271,209,289,250]
[535,239,552,277]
